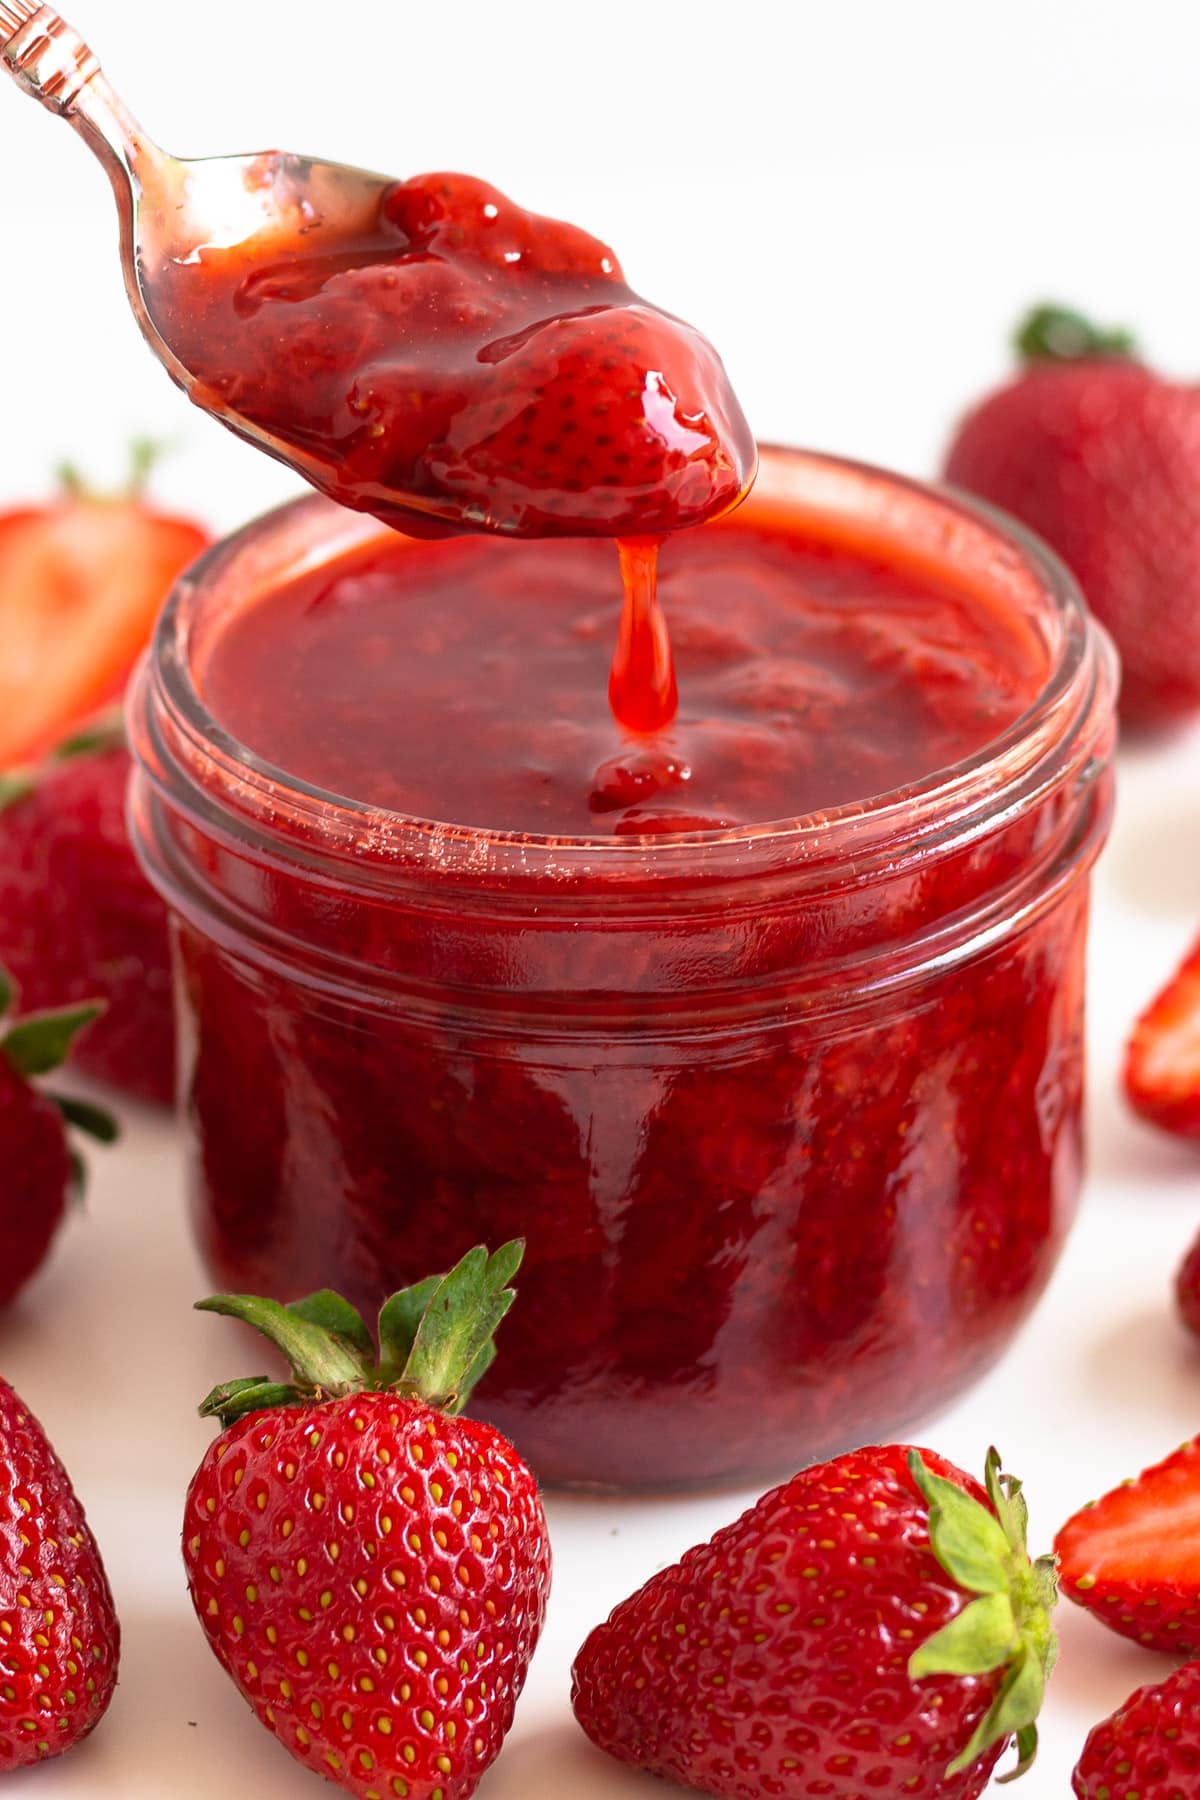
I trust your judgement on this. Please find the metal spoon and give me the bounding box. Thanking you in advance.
[0,2,411,515]
[2,4,757,539]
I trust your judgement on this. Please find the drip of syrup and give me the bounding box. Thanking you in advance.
[609,538,677,734]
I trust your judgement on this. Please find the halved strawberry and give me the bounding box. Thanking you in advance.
[1055,1439,1200,1653]
[0,446,209,766]
[1124,937,1200,1139]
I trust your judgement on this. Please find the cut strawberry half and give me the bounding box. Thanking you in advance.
[0,448,209,767]
[1124,937,1200,1140]
[1055,1438,1200,1653]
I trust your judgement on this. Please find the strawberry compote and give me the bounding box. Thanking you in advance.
[143,169,754,540]
[199,525,1044,836]
[128,448,1117,1489]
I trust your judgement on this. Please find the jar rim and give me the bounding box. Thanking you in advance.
[135,444,1117,888]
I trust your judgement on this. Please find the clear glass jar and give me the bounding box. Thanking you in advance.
[127,447,1117,1490]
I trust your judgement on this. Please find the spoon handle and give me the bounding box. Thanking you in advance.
[2,4,155,179]
[2,5,183,386]
[1,3,101,112]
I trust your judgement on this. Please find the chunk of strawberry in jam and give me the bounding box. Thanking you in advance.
[382,173,617,278]
[147,170,756,540]
[589,748,693,815]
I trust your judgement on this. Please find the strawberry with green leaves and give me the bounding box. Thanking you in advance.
[0,966,115,1307]
[572,1445,1057,1799]
[0,1377,120,1767]
[185,1242,550,1800]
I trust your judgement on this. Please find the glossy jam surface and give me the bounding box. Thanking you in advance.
[200,520,1046,836]
[147,171,755,539]
[130,461,1115,1490]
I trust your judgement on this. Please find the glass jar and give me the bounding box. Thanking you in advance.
[127,447,1117,1490]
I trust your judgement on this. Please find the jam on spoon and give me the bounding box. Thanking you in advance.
[0,9,755,543]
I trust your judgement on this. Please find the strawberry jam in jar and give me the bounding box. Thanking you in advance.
[128,447,1116,1489]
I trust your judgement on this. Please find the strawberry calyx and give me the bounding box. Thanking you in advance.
[55,437,171,506]
[0,706,127,814]
[0,964,118,1183]
[197,1240,524,1428]
[907,1449,1058,1784]
[1014,303,1138,364]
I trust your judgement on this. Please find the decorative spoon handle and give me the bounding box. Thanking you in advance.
[0,4,102,112]
[1,3,153,181]
[1,5,184,390]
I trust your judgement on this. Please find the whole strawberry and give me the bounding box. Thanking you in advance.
[572,1445,1056,1799]
[1056,1437,1200,1652]
[943,303,1200,727]
[0,966,115,1306]
[0,1378,120,1767]
[0,719,174,1107]
[1073,1662,1200,1798]
[185,1242,550,1800]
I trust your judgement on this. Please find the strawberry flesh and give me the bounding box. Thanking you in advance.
[1124,936,1200,1140]
[1056,1438,1200,1652]
[0,499,207,767]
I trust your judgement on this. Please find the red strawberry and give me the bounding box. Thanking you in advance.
[572,1444,1057,1799]
[0,718,175,1107]
[1055,1438,1200,1653]
[0,967,116,1307]
[426,304,755,538]
[1072,1661,1200,1798]
[185,1242,551,1800]
[0,448,209,767]
[1176,1228,1200,1337]
[0,1377,120,1767]
[1124,935,1200,1140]
[943,303,1200,727]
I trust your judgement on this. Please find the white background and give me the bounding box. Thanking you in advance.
[3,2,1200,1794]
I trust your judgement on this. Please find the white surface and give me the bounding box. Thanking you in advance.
[3,1,1200,1793]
